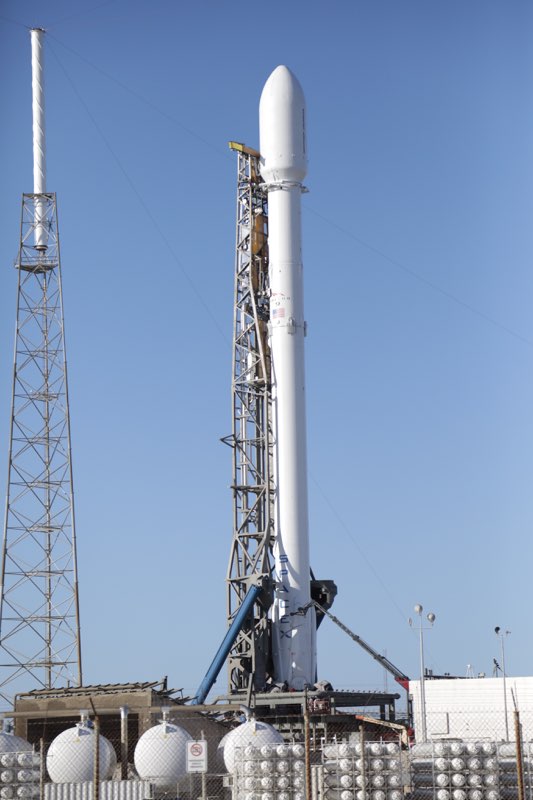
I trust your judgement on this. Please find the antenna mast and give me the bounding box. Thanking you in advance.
[0,28,82,707]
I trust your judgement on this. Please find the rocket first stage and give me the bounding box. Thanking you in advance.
[259,66,316,689]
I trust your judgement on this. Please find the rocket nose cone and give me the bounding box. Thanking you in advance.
[260,65,305,107]
[259,65,307,183]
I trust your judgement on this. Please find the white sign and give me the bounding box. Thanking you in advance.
[187,740,208,773]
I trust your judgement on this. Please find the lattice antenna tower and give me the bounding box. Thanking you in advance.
[225,143,274,694]
[0,28,82,708]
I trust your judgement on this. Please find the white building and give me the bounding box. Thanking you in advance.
[410,676,533,741]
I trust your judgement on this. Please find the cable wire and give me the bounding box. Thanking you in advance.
[47,39,230,348]
[49,32,532,349]
[306,203,533,348]
[47,32,231,160]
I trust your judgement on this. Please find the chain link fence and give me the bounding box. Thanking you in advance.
[4,708,533,800]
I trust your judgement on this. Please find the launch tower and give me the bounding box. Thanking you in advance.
[0,29,82,707]
[225,143,274,695]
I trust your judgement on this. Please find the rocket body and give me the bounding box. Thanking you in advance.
[259,66,316,689]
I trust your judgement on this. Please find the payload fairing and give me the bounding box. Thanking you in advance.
[259,66,316,689]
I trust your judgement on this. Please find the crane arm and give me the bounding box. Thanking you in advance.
[308,600,410,689]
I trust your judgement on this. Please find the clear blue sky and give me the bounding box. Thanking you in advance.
[1,1,532,703]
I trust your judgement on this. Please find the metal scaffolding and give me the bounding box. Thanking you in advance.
[0,192,82,708]
[225,146,274,694]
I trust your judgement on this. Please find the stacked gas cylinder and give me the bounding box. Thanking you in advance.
[0,752,40,800]
[0,733,39,800]
[410,739,532,799]
[322,740,405,800]
[233,742,307,800]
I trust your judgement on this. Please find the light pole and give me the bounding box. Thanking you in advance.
[495,626,510,740]
[410,604,436,742]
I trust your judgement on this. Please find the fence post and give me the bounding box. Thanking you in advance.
[304,691,311,800]
[40,738,45,800]
[360,721,366,795]
[514,708,525,800]
[93,715,100,800]
[120,706,129,781]
[200,729,207,800]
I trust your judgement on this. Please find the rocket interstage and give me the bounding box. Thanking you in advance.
[259,65,316,689]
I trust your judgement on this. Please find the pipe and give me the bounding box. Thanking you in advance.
[30,28,47,250]
[192,583,262,705]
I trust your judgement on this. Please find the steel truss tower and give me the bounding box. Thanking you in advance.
[0,193,82,707]
[225,144,274,694]
[0,30,82,709]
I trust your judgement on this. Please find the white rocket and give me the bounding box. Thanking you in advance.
[259,66,316,689]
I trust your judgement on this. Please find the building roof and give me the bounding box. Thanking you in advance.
[15,678,184,702]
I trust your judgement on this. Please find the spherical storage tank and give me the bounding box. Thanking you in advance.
[46,723,116,783]
[0,733,32,762]
[223,720,284,774]
[134,722,192,788]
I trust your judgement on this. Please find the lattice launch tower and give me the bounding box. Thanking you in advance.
[0,28,82,708]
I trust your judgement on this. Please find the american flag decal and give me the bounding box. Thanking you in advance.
[272,307,285,319]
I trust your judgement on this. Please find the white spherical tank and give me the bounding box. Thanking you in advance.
[134,722,192,788]
[46,724,115,783]
[223,721,283,774]
[0,735,31,758]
